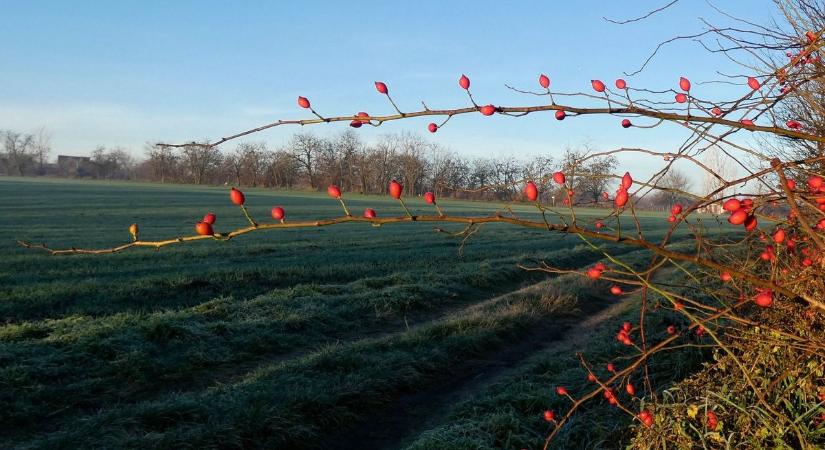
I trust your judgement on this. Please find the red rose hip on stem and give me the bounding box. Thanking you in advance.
[195,222,214,236]
[621,172,633,189]
[555,386,568,396]
[202,213,216,225]
[539,73,550,89]
[615,78,626,89]
[591,79,606,92]
[327,184,342,199]
[271,207,285,221]
[374,81,388,94]
[363,208,376,218]
[389,180,403,199]
[754,290,773,307]
[480,104,496,116]
[553,171,566,185]
[524,181,538,201]
[230,187,245,205]
[297,96,310,109]
[427,123,438,133]
[459,74,470,90]
[615,189,628,207]
[555,110,566,120]
[679,76,691,91]
[424,192,435,204]
[621,119,632,128]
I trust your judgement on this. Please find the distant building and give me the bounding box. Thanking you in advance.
[57,155,93,177]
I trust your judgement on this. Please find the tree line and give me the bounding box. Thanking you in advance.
[1,128,691,208]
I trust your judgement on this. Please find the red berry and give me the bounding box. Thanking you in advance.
[543,410,556,422]
[720,272,732,282]
[615,189,628,208]
[722,198,741,212]
[587,267,602,280]
[539,74,550,89]
[621,172,633,189]
[271,207,285,221]
[389,180,403,199]
[594,262,606,271]
[363,208,376,218]
[754,290,773,307]
[728,209,748,225]
[459,74,470,90]
[356,111,370,123]
[626,383,636,396]
[679,76,691,91]
[424,192,435,204]
[607,362,616,372]
[675,93,687,103]
[615,79,627,89]
[622,322,632,333]
[786,120,802,130]
[375,81,388,94]
[327,185,342,199]
[706,411,718,430]
[786,179,797,190]
[297,96,310,109]
[202,213,216,225]
[667,215,676,223]
[525,181,538,201]
[555,110,566,121]
[639,410,654,428]
[479,104,496,116]
[195,222,214,236]
[670,204,682,215]
[740,119,754,127]
[744,214,758,231]
[427,123,438,133]
[553,171,566,185]
[230,187,245,205]
[711,106,722,116]
[349,120,362,128]
[555,386,568,396]
[667,325,676,335]
[747,76,760,90]
[808,175,823,191]
[610,285,623,295]
[587,373,597,382]
[591,79,606,92]
[773,228,786,244]
[621,119,632,128]
[595,221,604,229]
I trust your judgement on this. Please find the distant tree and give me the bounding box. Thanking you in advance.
[146,144,178,183]
[32,127,51,175]
[2,130,35,176]
[181,143,222,185]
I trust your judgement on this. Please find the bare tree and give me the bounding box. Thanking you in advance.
[2,130,35,176]
[32,127,51,175]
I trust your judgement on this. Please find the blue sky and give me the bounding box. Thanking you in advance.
[0,0,778,180]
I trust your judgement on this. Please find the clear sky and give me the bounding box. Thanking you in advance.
[0,0,779,180]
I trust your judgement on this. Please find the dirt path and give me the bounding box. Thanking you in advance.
[327,296,632,450]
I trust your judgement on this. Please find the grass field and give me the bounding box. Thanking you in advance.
[0,177,716,449]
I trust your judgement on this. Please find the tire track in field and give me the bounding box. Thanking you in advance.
[328,297,632,450]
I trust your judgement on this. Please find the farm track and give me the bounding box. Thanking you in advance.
[328,296,630,450]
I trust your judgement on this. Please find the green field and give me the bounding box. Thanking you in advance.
[1,177,710,449]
